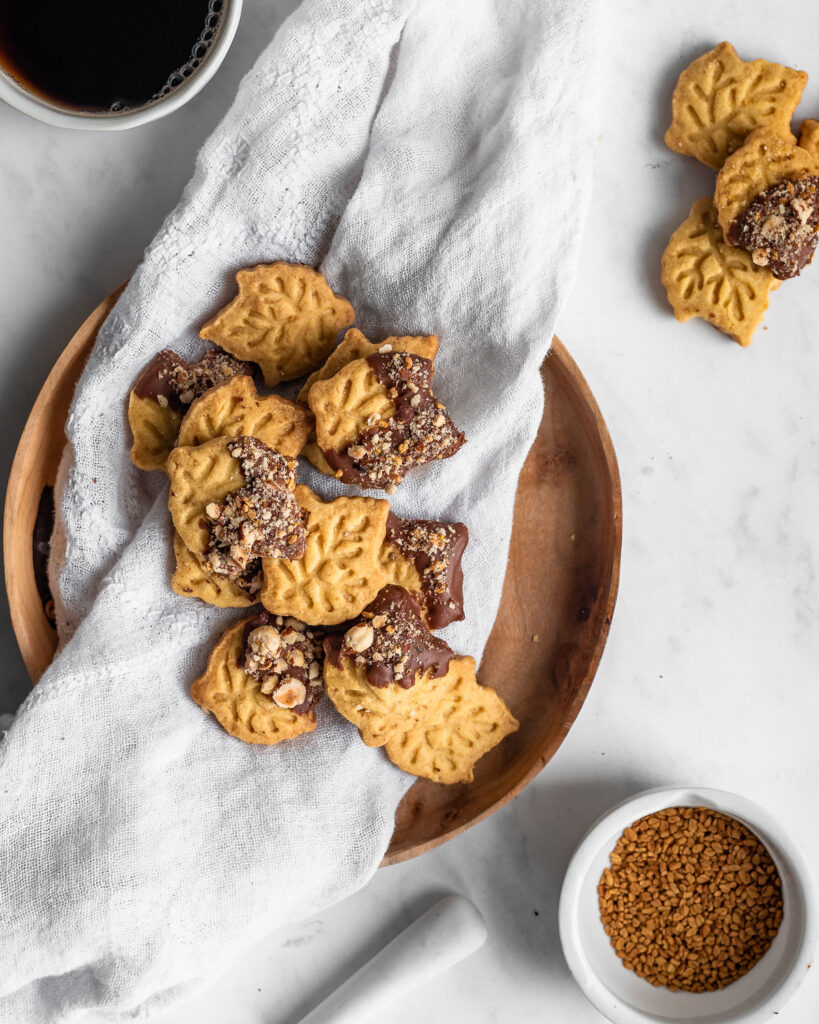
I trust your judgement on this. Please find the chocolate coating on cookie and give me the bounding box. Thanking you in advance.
[324,353,465,490]
[384,512,468,629]
[133,348,251,411]
[241,612,324,715]
[727,175,819,279]
[205,437,307,576]
[324,585,454,688]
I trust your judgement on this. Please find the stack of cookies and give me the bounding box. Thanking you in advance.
[662,42,819,346]
[127,262,518,785]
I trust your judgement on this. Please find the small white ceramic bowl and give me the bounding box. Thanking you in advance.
[559,786,817,1024]
[0,0,242,131]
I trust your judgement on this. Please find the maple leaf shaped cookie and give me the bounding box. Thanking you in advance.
[200,263,355,387]
[261,484,389,625]
[191,618,316,745]
[171,532,260,608]
[178,374,313,454]
[665,42,807,170]
[661,197,776,346]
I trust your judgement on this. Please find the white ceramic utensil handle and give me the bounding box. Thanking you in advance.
[296,895,487,1024]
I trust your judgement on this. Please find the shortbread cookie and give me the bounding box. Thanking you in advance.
[168,435,306,581]
[799,119,819,159]
[129,348,250,470]
[714,128,819,278]
[661,197,777,346]
[171,532,260,607]
[190,616,319,745]
[323,586,457,746]
[326,585,454,690]
[324,588,517,783]
[297,328,439,403]
[309,353,465,491]
[300,329,439,476]
[178,374,313,455]
[261,484,389,625]
[382,657,518,784]
[200,263,355,387]
[381,513,468,629]
[665,42,807,170]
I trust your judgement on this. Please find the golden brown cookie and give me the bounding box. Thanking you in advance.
[309,358,396,465]
[383,657,518,784]
[380,513,468,629]
[299,329,440,477]
[324,657,441,748]
[128,348,251,471]
[322,584,453,740]
[297,328,439,403]
[171,533,259,608]
[191,618,316,745]
[128,392,183,471]
[715,128,819,232]
[309,352,465,491]
[714,128,819,278]
[167,436,246,557]
[200,263,355,387]
[380,541,423,601]
[178,374,313,454]
[799,118,819,159]
[661,197,777,346]
[167,435,304,578]
[665,42,807,169]
[325,654,518,784]
[261,484,389,625]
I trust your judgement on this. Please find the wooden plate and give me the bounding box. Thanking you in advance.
[3,290,621,865]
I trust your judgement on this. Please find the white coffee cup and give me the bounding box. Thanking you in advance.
[0,0,242,131]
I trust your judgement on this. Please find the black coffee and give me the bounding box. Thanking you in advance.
[0,0,223,114]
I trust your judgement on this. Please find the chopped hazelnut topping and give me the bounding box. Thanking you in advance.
[205,437,307,578]
[728,175,819,279]
[242,612,325,714]
[384,513,468,629]
[326,585,453,688]
[273,678,308,709]
[325,352,465,490]
[132,347,251,412]
[345,623,374,653]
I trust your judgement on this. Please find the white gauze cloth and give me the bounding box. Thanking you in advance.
[0,0,598,1019]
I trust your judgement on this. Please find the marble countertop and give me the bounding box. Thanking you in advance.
[2,1,818,1021]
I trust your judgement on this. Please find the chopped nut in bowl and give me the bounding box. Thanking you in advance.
[559,786,817,1024]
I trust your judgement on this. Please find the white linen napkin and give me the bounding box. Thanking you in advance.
[0,0,598,1019]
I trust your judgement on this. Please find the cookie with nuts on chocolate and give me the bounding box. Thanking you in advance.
[199,263,355,387]
[178,374,313,455]
[191,615,321,745]
[167,435,306,590]
[171,532,260,608]
[661,197,777,347]
[380,512,468,629]
[261,484,390,625]
[299,328,440,477]
[298,328,439,404]
[308,352,465,492]
[128,347,251,470]
[323,586,517,784]
[714,127,819,279]
[665,42,807,170]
